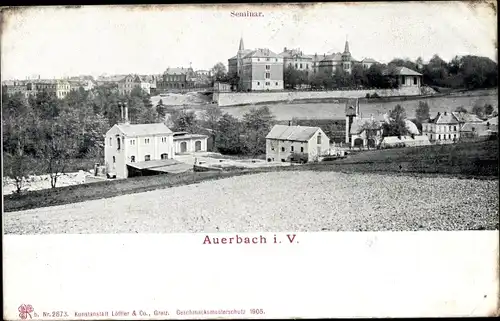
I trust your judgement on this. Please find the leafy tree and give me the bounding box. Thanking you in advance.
[216,113,243,154]
[472,103,486,119]
[360,120,380,150]
[366,64,387,89]
[351,64,368,88]
[415,101,430,125]
[2,93,37,192]
[242,106,275,155]
[170,108,200,133]
[455,106,468,113]
[284,66,301,89]
[388,58,418,71]
[383,104,409,138]
[484,104,494,116]
[210,62,228,84]
[201,105,223,150]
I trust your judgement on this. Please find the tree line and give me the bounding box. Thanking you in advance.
[2,86,277,192]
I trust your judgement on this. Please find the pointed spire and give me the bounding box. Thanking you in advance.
[239,37,244,51]
[344,35,350,54]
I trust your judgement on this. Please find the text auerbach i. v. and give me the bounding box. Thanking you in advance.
[203,234,298,245]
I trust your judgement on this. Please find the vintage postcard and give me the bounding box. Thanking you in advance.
[2,2,499,319]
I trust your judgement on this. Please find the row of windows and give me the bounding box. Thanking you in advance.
[430,134,457,141]
[423,125,458,132]
[256,81,279,86]
[272,146,305,152]
[109,137,169,148]
[288,63,310,69]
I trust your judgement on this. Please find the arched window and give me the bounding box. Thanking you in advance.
[131,156,135,162]
[317,132,322,144]
[161,153,168,160]
[117,137,121,150]
[112,156,116,163]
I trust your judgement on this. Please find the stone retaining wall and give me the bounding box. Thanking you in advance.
[214,87,423,107]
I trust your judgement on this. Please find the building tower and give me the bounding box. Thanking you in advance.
[236,37,245,77]
[345,98,359,144]
[341,36,352,74]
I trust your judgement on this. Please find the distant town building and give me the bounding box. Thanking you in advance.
[213,82,231,92]
[195,70,211,77]
[228,38,284,91]
[319,40,355,75]
[279,47,313,76]
[56,80,71,99]
[228,37,252,79]
[115,74,150,95]
[360,58,378,69]
[157,67,196,92]
[240,48,284,91]
[2,80,28,97]
[266,124,330,163]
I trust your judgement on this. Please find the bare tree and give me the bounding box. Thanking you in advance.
[38,110,80,188]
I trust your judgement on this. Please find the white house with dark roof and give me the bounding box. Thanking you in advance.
[386,66,423,88]
[266,124,330,163]
[421,111,461,143]
[104,104,194,178]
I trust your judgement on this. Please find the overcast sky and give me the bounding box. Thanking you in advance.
[1,2,497,80]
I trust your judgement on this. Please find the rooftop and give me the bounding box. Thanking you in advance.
[452,112,484,123]
[266,124,321,142]
[243,48,280,59]
[427,112,460,124]
[384,66,422,76]
[164,67,194,75]
[115,123,173,137]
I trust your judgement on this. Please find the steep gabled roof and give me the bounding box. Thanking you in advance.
[115,123,173,137]
[266,125,321,142]
[427,112,460,124]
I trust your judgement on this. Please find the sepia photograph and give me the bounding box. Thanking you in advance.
[1,2,498,319]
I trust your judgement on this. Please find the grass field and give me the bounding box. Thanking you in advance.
[3,140,498,213]
[221,89,498,120]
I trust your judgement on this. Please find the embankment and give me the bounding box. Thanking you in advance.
[214,87,423,107]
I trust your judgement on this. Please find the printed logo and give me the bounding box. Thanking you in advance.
[18,304,34,320]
